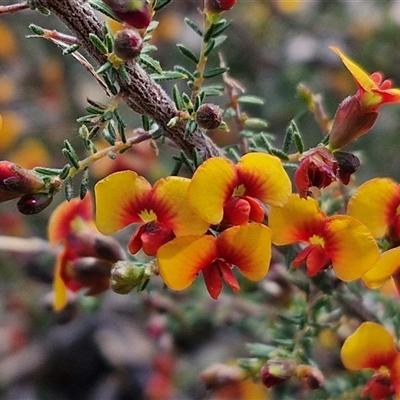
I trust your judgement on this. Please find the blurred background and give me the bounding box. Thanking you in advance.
[1,1,400,399]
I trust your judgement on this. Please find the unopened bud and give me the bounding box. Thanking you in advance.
[0,161,45,202]
[295,364,324,390]
[17,193,53,215]
[110,260,146,294]
[114,28,143,60]
[196,103,223,130]
[72,257,112,295]
[333,151,360,185]
[205,0,237,13]
[260,358,296,388]
[102,0,152,29]
[94,235,125,263]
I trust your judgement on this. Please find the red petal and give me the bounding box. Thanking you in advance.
[202,262,223,299]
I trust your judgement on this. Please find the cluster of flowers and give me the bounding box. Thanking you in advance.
[2,39,400,396]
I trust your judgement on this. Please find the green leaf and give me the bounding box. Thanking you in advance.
[139,54,163,74]
[141,45,158,54]
[204,19,231,42]
[59,164,71,180]
[150,71,188,81]
[294,132,304,154]
[238,95,265,105]
[203,67,229,78]
[29,24,45,36]
[89,33,108,55]
[204,39,216,57]
[268,148,290,161]
[34,167,62,176]
[142,115,151,131]
[176,44,199,64]
[89,0,119,20]
[96,61,113,75]
[244,118,268,130]
[199,85,225,97]
[246,343,277,358]
[184,17,203,37]
[154,0,172,12]
[118,65,132,84]
[62,44,80,55]
[184,120,198,137]
[174,65,195,81]
[172,84,184,110]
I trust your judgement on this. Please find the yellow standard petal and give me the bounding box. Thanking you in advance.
[95,170,152,235]
[324,215,379,281]
[157,235,218,291]
[236,152,292,206]
[53,252,68,312]
[330,46,377,92]
[347,178,400,238]
[188,157,237,225]
[269,194,326,245]
[217,223,272,281]
[152,176,210,236]
[341,322,398,371]
[362,247,400,289]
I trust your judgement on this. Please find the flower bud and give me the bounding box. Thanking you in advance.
[0,161,45,202]
[295,364,324,390]
[260,358,296,388]
[72,257,112,295]
[114,28,143,60]
[93,235,125,263]
[196,103,223,130]
[110,260,146,294]
[102,0,152,29]
[333,151,360,185]
[17,193,53,215]
[205,0,237,13]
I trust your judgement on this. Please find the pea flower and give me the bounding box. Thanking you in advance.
[268,194,379,281]
[329,46,400,150]
[95,170,209,256]
[188,153,291,227]
[102,0,152,29]
[157,223,272,299]
[341,322,400,400]
[49,193,125,311]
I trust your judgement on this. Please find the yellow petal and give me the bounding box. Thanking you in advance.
[341,322,398,371]
[362,247,400,289]
[347,178,400,238]
[217,223,272,281]
[188,157,237,224]
[330,46,377,92]
[237,152,291,206]
[269,194,326,245]
[95,170,152,235]
[157,235,217,290]
[53,252,68,312]
[325,215,379,281]
[152,176,209,236]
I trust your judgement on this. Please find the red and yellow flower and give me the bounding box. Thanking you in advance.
[329,47,400,150]
[268,194,379,281]
[187,153,291,226]
[49,193,125,311]
[95,170,209,256]
[341,322,400,400]
[157,223,272,299]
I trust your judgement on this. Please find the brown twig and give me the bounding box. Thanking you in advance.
[33,0,222,159]
[0,3,30,14]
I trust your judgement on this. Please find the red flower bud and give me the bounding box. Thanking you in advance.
[17,193,53,215]
[196,103,223,130]
[103,0,152,29]
[260,358,296,388]
[333,151,360,185]
[0,161,45,202]
[294,147,338,198]
[114,28,143,60]
[205,0,237,13]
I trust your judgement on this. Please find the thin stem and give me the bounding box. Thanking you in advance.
[68,130,152,179]
[0,3,30,14]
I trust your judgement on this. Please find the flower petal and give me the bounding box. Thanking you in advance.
[203,261,223,299]
[324,215,379,281]
[347,178,400,238]
[188,157,237,225]
[48,194,93,246]
[330,46,377,92]
[152,176,209,235]
[217,223,272,281]
[95,170,152,235]
[362,247,400,289]
[53,251,69,312]
[269,195,326,245]
[341,322,398,371]
[157,235,218,290]
[236,153,292,206]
